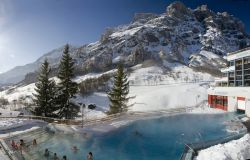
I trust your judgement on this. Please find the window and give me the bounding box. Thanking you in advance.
[244,75,250,80]
[244,57,250,70]
[244,57,250,64]
[236,71,242,75]
[236,59,243,70]
[229,61,234,66]
[229,81,234,86]
[236,76,242,80]
[228,72,234,78]
[245,80,250,86]
[236,81,243,86]
[245,70,250,75]
[236,59,243,66]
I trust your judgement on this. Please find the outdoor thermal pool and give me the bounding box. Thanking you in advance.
[6,113,242,160]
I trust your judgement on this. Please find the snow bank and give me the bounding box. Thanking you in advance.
[0,126,40,138]
[0,119,25,128]
[73,69,116,84]
[0,119,45,131]
[195,134,250,160]
[129,65,214,86]
[0,83,35,102]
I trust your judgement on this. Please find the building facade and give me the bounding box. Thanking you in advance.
[208,48,250,116]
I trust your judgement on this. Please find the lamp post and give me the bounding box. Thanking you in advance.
[81,104,85,128]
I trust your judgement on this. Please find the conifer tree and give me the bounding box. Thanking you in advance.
[33,59,57,117]
[56,44,79,119]
[108,64,129,114]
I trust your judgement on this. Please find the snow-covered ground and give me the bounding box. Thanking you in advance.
[195,134,250,160]
[129,64,213,86]
[129,83,207,111]
[74,92,109,120]
[0,119,46,132]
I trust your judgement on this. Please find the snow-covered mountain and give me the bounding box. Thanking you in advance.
[0,1,249,85]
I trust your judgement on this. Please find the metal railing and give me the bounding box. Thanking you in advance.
[0,101,207,127]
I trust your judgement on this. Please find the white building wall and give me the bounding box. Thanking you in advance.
[245,98,250,117]
[228,96,237,112]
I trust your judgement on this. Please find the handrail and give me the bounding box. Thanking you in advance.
[0,139,16,160]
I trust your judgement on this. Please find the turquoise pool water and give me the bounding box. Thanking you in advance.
[24,113,235,160]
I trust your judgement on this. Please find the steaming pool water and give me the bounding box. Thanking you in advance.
[17,113,238,160]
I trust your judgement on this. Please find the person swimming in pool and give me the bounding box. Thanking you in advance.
[134,130,143,137]
[71,145,79,153]
[62,155,67,160]
[20,139,25,147]
[19,139,26,153]
[44,148,50,157]
[53,153,59,160]
[33,139,37,146]
[11,140,18,150]
[87,152,93,160]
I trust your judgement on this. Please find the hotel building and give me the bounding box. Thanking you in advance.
[207,48,250,116]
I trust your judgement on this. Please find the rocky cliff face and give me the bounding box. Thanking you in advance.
[70,1,249,75]
[1,1,249,85]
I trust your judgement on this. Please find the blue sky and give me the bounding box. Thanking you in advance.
[0,0,249,73]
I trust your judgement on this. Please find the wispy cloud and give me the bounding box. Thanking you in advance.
[9,54,15,58]
[0,0,11,28]
[0,0,15,72]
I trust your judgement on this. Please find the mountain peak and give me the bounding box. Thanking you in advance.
[166,1,192,19]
